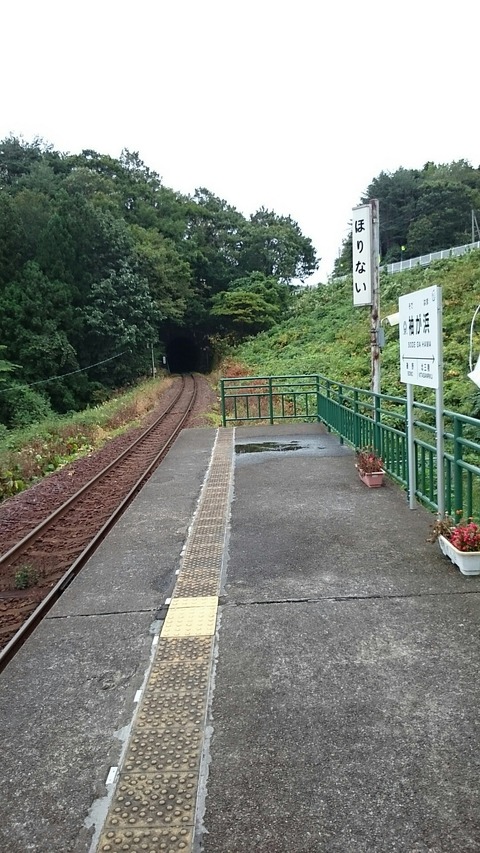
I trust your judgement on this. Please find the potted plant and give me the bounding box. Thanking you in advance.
[429,513,480,575]
[355,446,385,488]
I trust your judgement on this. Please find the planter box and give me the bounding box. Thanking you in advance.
[357,469,385,488]
[438,534,480,576]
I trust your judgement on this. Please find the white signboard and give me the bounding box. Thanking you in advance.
[352,203,372,306]
[399,285,442,389]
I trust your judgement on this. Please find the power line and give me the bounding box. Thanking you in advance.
[0,351,127,395]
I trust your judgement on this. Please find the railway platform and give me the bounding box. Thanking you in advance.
[1,423,480,852]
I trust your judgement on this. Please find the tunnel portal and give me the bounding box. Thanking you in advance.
[166,336,205,373]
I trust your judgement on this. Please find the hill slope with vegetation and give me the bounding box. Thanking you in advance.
[334,160,480,274]
[0,136,316,426]
[232,251,480,418]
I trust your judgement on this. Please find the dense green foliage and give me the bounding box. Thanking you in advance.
[0,378,174,500]
[0,137,317,425]
[233,251,480,419]
[334,161,480,274]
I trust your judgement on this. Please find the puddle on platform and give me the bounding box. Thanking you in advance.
[235,441,303,454]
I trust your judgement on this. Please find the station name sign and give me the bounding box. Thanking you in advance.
[399,285,442,389]
[352,203,373,306]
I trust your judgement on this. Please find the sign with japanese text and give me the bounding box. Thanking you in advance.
[352,203,372,306]
[399,286,442,389]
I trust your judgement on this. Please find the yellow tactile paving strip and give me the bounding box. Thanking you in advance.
[161,600,218,638]
[97,428,233,853]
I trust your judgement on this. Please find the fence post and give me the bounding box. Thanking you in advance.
[268,376,274,425]
[338,383,344,444]
[316,374,320,422]
[325,379,331,432]
[220,379,226,427]
[374,393,381,455]
[353,389,360,449]
[453,416,463,516]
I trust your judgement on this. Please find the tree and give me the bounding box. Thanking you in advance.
[211,289,281,341]
[0,135,46,186]
[83,264,160,384]
[0,194,24,286]
[183,188,246,294]
[0,137,320,412]
[240,208,318,282]
[334,160,480,272]
[130,224,194,324]
[363,168,421,259]
[210,271,291,340]
[407,181,472,254]
[0,345,17,387]
[0,262,76,377]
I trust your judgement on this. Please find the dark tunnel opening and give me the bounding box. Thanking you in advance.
[166,336,212,373]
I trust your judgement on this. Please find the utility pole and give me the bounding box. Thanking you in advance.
[150,343,156,378]
[472,209,480,243]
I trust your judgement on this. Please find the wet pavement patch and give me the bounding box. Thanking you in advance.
[235,441,304,454]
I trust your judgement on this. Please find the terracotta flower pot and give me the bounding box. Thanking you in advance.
[358,469,385,488]
[438,535,480,576]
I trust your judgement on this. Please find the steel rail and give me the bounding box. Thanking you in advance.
[0,375,188,567]
[0,374,197,671]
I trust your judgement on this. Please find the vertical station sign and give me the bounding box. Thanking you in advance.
[352,203,373,306]
[399,285,442,389]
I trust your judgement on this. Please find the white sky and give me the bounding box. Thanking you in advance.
[2,0,479,283]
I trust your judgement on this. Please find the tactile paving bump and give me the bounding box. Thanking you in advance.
[148,657,210,691]
[136,694,206,730]
[182,546,224,567]
[105,771,196,829]
[173,573,219,598]
[143,676,208,702]
[98,826,193,852]
[123,728,202,774]
[168,596,217,609]
[161,599,217,638]
[155,637,213,661]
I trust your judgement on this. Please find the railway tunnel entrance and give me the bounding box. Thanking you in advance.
[165,335,213,373]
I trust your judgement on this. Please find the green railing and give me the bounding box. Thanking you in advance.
[220,374,319,425]
[220,372,480,518]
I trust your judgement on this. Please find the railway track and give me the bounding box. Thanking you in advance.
[0,374,198,669]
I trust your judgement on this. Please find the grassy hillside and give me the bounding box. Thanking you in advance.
[232,251,480,418]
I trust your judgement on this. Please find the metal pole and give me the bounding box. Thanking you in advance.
[220,380,226,427]
[370,199,381,395]
[407,382,416,509]
[436,287,445,515]
[150,343,156,378]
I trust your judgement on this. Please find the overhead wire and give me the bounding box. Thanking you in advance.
[0,351,126,395]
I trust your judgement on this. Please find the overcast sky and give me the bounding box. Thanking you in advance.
[2,0,479,282]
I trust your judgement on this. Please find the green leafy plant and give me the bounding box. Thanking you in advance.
[0,465,25,498]
[14,564,39,589]
[355,447,384,473]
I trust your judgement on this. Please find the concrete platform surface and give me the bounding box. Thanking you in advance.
[1,423,480,853]
[202,425,480,853]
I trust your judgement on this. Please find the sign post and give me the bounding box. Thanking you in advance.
[352,200,380,394]
[399,285,444,511]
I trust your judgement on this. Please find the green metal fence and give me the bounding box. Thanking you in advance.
[220,374,319,425]
[220,372,480,518]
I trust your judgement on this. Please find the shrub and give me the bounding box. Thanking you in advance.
[0,382,53,428]
[14,564,39,589]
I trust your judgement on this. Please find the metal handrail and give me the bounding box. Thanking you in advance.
[333,241,480,281]
[220,372,480,517]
